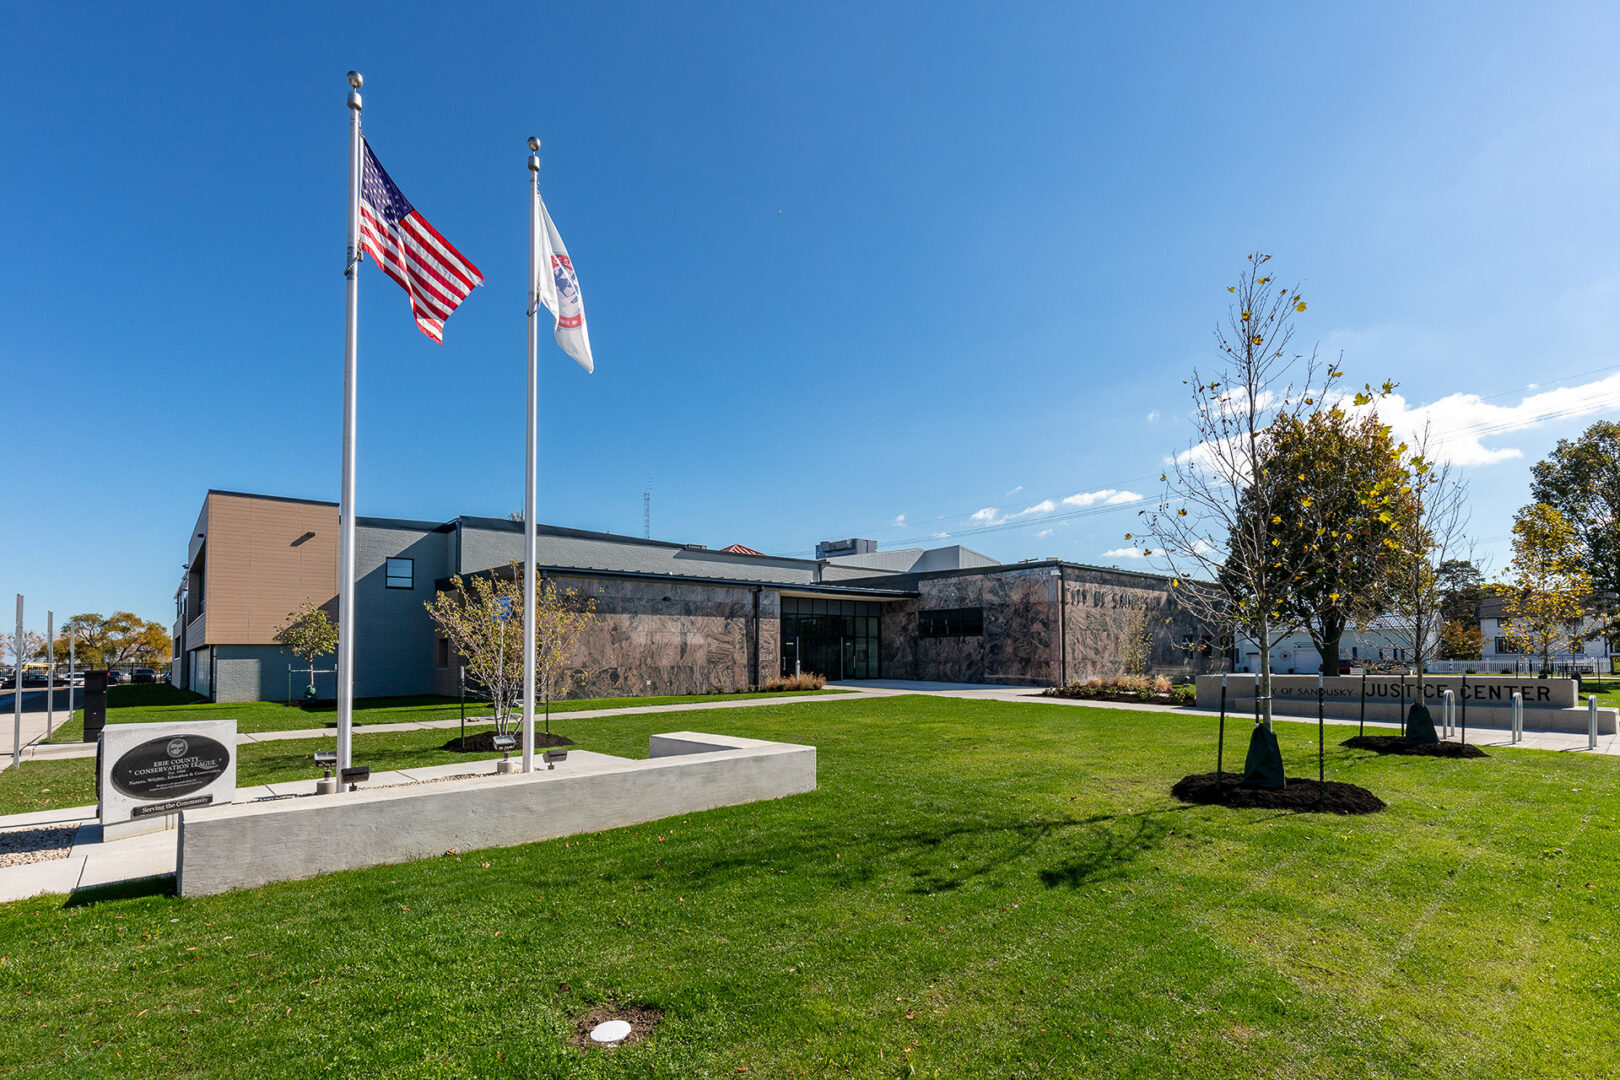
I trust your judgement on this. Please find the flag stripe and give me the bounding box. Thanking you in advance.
[359,138,482,343]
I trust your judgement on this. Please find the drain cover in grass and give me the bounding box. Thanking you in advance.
[590,1020,632,1043]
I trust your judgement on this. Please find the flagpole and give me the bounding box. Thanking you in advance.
[522,136,541,774]
[336,70,364,777]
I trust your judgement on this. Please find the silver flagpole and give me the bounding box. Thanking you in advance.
[336,70,364,776]
[45,610,53,736]
[12,595,22,770]
[521,136,541,773]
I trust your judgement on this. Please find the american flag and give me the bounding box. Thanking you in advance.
[359,139,483,343]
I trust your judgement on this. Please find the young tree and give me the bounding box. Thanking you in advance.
[1439,619,1484,660]
[3,631,47,671]
[1530,420,1620,629]
[1137,253,1334,730]
[1241,406,1409,671]
[1385,423,1470,679]
[427,571,524,733]
[1501,503,1589,672]
[274,601,339,697]
[424,562,599,736]
[60,611,149,671]
[533,578,600,733]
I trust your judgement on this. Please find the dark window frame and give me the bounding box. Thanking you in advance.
[385,557,414,590]
[918,607,985,639]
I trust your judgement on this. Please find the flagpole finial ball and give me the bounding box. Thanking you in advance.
[528,136,541,152]
[347,71,363,89]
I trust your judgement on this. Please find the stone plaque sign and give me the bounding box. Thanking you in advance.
[100,719,237,833]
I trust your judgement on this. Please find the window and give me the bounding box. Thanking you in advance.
[385,557,414,589]
[1495,637,1521,654]
[436,638,450,669]
[918,607,985,638]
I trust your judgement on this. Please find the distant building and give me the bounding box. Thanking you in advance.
[173,490,1215,703]
[1478,593,1612,671]
[1233,614,1433,674]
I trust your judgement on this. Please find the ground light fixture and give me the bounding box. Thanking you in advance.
[493,732,519,773]
[544,747,568,770]
[314,751,340,794]
[589,1019,632,1043]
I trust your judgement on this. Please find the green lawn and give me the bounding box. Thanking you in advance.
[2,695,1617,1078]
[42,684,847,743]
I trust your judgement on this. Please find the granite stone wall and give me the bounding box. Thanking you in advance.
[551,574,766,698]
[908,568,1062,685]
[1060,567,1211,681]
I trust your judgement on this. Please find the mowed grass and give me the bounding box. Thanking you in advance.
[42,683,847,743]
[2,695,1617,1079]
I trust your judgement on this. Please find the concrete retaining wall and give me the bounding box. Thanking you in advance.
[1196,674,1618,734]
[175,732,814,897]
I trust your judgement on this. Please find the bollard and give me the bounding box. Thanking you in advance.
[1442,689,1454,739]
[1512,691,1522,744]
[1589,695,1598,751]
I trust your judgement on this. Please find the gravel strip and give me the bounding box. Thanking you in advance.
[0,825,79,867]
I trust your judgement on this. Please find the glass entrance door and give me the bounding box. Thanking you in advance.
[780,597,881,679]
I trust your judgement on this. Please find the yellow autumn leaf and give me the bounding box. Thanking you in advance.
[1329,592,1340,601]
[1251,335,1263,345]
[1295,300,1307,312]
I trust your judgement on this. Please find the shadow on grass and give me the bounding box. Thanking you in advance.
[1037,809,1185,889]
[62,875,175,908]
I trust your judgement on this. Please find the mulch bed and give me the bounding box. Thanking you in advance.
[1042,689,1188,705]
[571,1003,663,1051]
[438,730,575,753]
[1171,772,1386,814]
[1341,735,1489,758]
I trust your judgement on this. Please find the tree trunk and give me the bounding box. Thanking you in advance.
[1258,609,1273,730]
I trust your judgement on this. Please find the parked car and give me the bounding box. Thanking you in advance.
[132,668,157,683]
[105,670,127,685]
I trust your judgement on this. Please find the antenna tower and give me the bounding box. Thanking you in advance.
[642,477,651,539]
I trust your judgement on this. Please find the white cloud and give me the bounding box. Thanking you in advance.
[1347,369,1620,467]
[1061,488,1144,508]
[1036,528,1053,538]
[931,531,951,539]
[970,507,1001,524]
[1146,410,1160,423]
[1011,498,1056,518]
[1005,484,1024,495]
[1101,547,1147,559]
[892,513,906,527]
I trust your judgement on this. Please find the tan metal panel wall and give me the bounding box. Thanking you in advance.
[203,494,339,645]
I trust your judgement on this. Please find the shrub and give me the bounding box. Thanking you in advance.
[762,672,827,692]
[1043,673,1189,704]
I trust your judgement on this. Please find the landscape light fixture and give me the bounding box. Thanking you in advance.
[314,750,340,794]
[493,733,519,774]
[543,747,568,770]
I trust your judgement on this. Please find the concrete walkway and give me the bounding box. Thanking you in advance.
[0,754,533,903]
[842,682,1620,755]
[6,688,895,764]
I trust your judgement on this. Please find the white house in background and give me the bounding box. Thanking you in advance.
[1233,614,1433,674]
[1478,594,1613,672]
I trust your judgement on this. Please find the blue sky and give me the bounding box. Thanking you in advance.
[7,2,1620,628]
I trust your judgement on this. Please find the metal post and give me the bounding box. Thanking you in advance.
[1512,691,1522,744]
[1216,673,1227,796]
[45,610,54,736]
[335,70,364,776]
[1442,689,1453,739]
[1399,676,1407,737]
[1359,667,1366,735]
[1316,672,1325,809]
[521,136,541,774]
[1460,672,1468,747]
[459,664,466,751]
[67,630,74,726]
[11,595,22,769]
[1589,694,1598,751]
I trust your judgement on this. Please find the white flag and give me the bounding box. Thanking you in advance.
[532,195,594,373]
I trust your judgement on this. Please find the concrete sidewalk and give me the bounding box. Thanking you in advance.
[7,687,891,764]
[899,684,1620,755]
[0,753,551,903]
